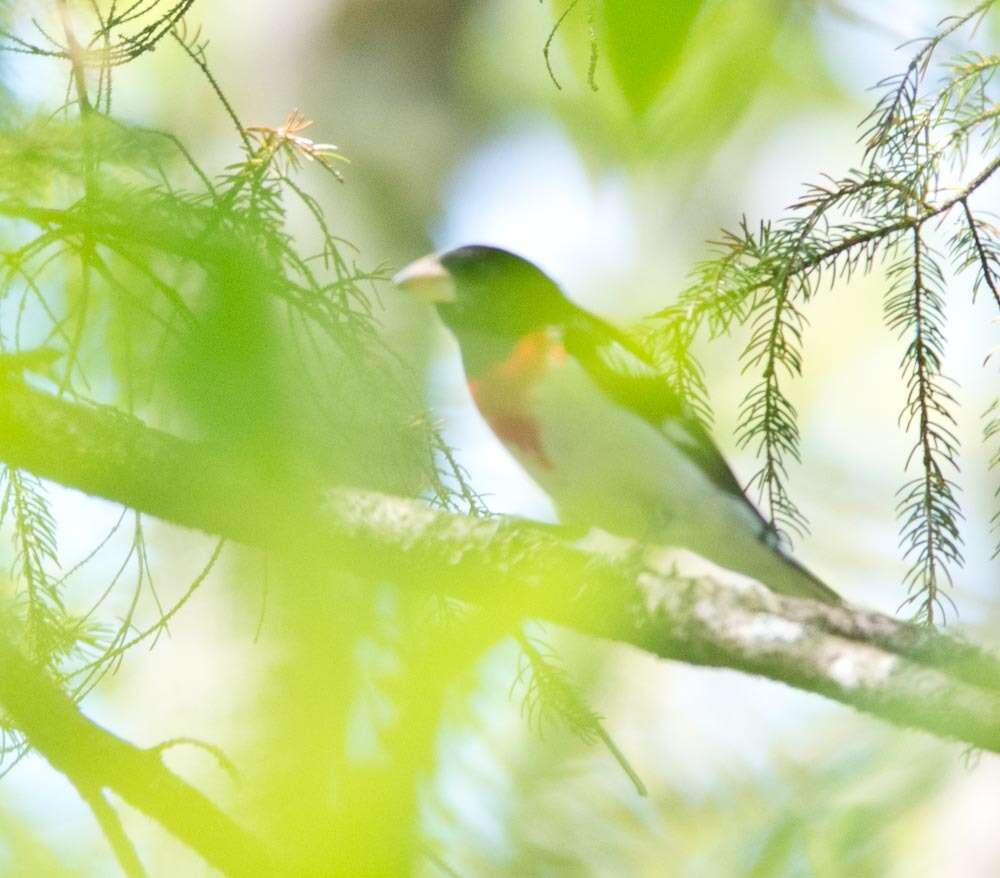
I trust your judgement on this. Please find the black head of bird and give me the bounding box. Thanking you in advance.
[393,245,576,371]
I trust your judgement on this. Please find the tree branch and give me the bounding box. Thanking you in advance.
[0,632,270,876]
[77,786,147,878]
[2,376,1000,762]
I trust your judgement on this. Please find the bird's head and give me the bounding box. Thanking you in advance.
[393,246,574,353]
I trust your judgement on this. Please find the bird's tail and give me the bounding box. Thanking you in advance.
[771,548,841,604]
[689,522,841,603]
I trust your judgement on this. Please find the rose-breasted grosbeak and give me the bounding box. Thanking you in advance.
[395,245,839,603]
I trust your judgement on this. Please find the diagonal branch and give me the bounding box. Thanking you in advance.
[77,786,146,878]
[960,197,1000,310]
[0,632,269,876]
[2,376,1000,754]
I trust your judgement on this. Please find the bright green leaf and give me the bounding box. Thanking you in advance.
[600,0,705,114]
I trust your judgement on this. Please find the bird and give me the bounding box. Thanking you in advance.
[394,245,839,603]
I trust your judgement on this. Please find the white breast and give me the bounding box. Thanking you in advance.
[510,357,765,561]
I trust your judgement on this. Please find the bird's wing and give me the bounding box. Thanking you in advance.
[557,313,840,604]
[561,313,765,518]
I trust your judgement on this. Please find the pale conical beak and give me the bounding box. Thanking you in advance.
[392,254,456,304]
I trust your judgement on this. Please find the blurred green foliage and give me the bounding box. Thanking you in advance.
[600,0,704,115]
[0,1,995,875]
[540,0,838,164]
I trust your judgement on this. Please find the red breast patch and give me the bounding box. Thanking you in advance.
[468,331,565,468]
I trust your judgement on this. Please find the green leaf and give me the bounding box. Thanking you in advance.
[600,0,705,114]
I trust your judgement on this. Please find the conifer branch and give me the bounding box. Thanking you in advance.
[986,397,1000,558]
[3,377,1000,753]
[885,229,963,623]
[0,0,196,67]
[653,3,1000,614]
[958,197,1000,309]
[514,631,647,796]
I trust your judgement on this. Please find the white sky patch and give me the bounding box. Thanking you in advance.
[434,121,638,297]
[815,0,950,93]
